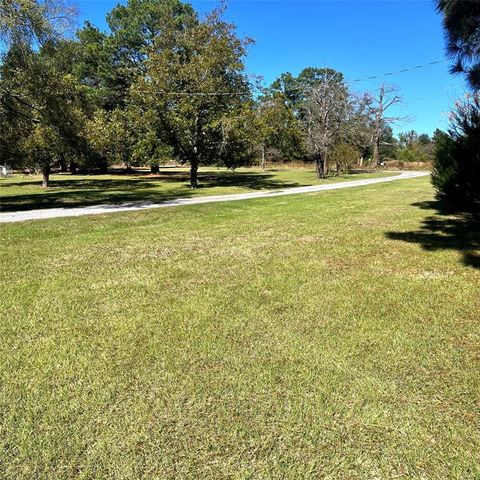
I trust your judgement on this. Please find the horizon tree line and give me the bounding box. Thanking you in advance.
[0,0,441,188]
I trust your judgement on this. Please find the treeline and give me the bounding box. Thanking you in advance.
[0,0,460,193]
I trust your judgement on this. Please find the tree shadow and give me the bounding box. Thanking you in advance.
[385,201,480,269]
[0,170,305,212]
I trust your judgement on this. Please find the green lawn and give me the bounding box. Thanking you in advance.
[0,166,396,211]
[1,176,479,479]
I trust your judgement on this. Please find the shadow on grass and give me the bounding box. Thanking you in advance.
[385,200,480,269]
[0,171,305,212]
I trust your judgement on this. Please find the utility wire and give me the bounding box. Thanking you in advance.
[155,59,446,96]
[345,59,446,84]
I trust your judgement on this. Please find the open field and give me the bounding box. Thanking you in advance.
[1,176,479,478]
[0,167,396,212]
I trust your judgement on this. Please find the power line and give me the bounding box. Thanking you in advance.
[346,60,446,84]
[157,91,248,96]
[153,59,447,96]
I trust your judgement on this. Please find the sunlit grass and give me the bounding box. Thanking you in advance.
[1,176,479,478]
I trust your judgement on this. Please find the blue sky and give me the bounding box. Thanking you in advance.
[76,0,467,135]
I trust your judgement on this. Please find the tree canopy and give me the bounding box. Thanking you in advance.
[436,0,480,91]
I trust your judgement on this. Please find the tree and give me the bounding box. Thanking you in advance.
[418,133,431,145]
[300,69,349,178]
[330,143,360,174]
[369,84,406,165]
[0,0,76,47]
[395,130,435,164]
[269,67,372,176]
[0,43,88,185]
[75,0,197,110]
[255,91,304,168]
[436,0,480,91]
[0,0,87,186]
[86,104,171,173]
[432,93,480,207]
[132,5,254,187]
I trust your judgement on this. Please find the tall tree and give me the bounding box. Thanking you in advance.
[436,0,480,91]
[1,41,88,185]
[301,69,349,178]
[132,5,254,187]
[0,0,86,186]
[369,84,405,165]
[75,0,197,110]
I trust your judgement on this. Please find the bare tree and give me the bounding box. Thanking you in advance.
[302,72,349,178]
[369,84,406,165]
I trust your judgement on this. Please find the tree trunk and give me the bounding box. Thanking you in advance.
[359,156,364,168]
[190,159,199,188]
[372,136,380,167]
[41,165,50,188]
[315,154,325,179]
[261,144,266,170]
[99,160,108,174]
[69,161,78,174]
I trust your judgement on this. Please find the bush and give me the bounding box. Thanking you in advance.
[432,94,480,208]
[330,143,360,174]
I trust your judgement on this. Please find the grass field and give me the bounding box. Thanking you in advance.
[0,166,395,211]
[1,176,479,478]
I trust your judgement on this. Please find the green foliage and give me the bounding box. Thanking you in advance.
[432,94,480,207]
[0,36,90,182]
[132,5,255,186]
[431,129,457,199]
[255,92,304,162]
[74,0,197,110]
[0,1,94,181]
[0,0,75,46]
[436,0,480,90]
[270,67,344,112]
[395,130,435,163]
[269,67,372,177]
[330,143,360,173]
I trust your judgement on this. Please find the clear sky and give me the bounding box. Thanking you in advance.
[76,0,467,135]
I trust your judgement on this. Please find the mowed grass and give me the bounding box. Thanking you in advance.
[1,177,479,479]
[0,166,396,211]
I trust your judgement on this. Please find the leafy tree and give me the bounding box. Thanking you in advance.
[394,130,435,164]
[86,105,171,172]
[436,0,480,90]
[330,143,360,174]
[300,69,350,177]
[255,91,304,167]
[0,0,76,46]
[418,133,431,145]
[0,0,89,185]
[375,125,397,162]
[74,22,119,110]
[132,5,254,187]
[270,67,372,176]
[270,67,344,114]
